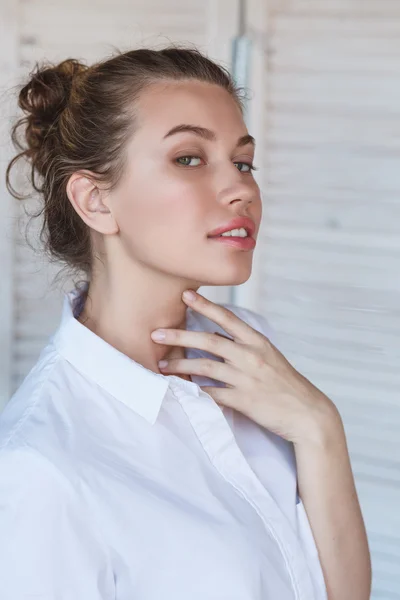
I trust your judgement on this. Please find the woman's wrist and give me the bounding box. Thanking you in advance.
[293,400,345,451]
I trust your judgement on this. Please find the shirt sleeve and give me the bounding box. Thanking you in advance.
[0,445,115,600]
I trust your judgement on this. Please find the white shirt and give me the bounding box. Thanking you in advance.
[0,287,327,600]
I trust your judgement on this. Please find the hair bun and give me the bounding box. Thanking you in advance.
[19,58,87,157]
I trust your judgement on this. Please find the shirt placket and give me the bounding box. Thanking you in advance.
[168,379,317,600]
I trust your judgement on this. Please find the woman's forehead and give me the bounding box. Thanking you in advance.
[134,80,244,133]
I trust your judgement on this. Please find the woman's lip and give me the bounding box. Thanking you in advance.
[207,216,256,238]
[207,235,256,250]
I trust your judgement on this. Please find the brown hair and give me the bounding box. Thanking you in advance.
[5,46,245,277]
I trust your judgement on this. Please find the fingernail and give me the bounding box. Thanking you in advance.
[183,290,196,302]
[151,330,166,341]
[158,360,168,368]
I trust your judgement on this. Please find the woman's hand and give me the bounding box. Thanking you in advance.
[151,289,339,445]
[151,290,372,597]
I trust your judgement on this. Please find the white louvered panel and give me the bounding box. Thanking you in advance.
[0,2,18,406]
[260,1,400,597]
[19,1,208,64]
[11,0,218,393]
[270,0,400,17]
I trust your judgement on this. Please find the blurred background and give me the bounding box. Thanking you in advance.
[0,0,399,597]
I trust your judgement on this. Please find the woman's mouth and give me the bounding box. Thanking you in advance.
[207,234,256,250]
[206,218,256,250]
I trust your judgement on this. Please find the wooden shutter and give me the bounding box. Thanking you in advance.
[257,1,400,597]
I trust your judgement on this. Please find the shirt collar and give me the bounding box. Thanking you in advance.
[53,286,199,425]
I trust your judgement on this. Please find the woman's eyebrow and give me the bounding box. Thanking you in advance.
[163,124,256,148]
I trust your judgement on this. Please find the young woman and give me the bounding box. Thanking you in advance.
[0,47,371,599]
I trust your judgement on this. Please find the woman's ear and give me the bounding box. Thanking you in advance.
[66,171,119,235]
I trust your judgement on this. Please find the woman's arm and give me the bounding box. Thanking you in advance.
[294,408,372,600]
[154,292,373,599]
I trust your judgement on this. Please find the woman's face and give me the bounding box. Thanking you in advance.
[110,79,262,287]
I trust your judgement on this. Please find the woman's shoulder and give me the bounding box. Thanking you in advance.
[0,344,59,447]
[0,342,84,479]
[0,357,91,517]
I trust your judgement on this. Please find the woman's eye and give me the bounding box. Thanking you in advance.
[234,161,257,173]
[175,156,257,172]
[176,156,203,167]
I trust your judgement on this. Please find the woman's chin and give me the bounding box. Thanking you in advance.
[201,265,253,287]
